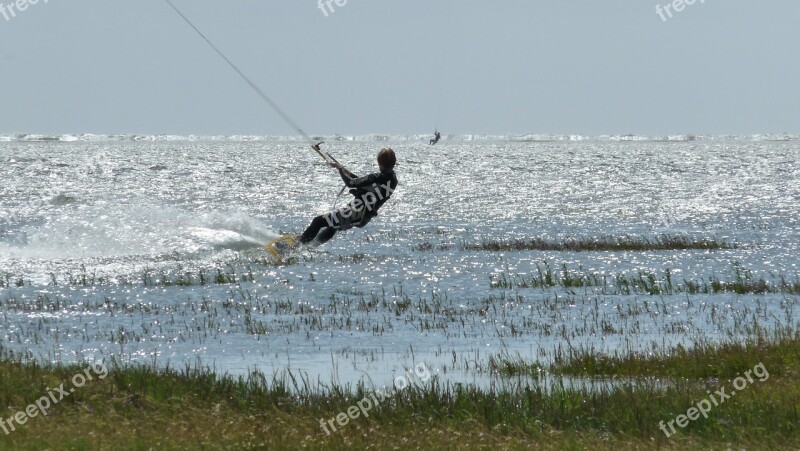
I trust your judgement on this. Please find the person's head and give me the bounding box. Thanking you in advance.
[377,148,396,171]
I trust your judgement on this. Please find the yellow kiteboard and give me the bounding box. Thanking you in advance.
[266,234,301,262]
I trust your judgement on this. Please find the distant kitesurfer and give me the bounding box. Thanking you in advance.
[299,147,398,246]
[430,131,441,145]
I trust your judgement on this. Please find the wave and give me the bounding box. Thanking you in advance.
[0,204,280,261]
[1,133,798,143]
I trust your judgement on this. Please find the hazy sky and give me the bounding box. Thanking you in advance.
[1,0,798,136]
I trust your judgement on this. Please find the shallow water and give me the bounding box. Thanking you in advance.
[1,136,799,388]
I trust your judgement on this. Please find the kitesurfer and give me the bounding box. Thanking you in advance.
[299,147,398,245]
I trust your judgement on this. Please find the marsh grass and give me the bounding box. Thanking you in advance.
[484,327,800,380]
[4,265,259,289]
[139,266,256,287]
[490,262,800,295]
[1,273,25,288]
[487,353,546,377]
[542,325,800,377]
[2,333,800,449]
[416,235,732,253]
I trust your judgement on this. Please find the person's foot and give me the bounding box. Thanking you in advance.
[298,232,314,245]
[267,234,302,260]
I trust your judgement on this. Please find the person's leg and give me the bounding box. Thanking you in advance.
[301,206,356,245]
[300,215,329,244]
[314,227,337,245]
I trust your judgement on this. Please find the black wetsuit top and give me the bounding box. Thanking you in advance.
[339,168,398,217]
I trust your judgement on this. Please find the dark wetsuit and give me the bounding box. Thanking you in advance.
[300,168,398,245]
[430,132,441,145]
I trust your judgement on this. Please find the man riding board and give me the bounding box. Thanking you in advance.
[298,146,399,246]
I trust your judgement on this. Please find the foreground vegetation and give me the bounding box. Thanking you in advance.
[415,234,732,253]
[2,331,799,450]
[464,235,732,252]
[490,261,800,295]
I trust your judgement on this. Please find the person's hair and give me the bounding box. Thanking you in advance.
[377,148,396,170]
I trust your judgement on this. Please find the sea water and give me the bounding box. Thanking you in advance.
[1,134,798,388]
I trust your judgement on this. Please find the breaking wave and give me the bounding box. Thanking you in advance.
[1,133,798,143]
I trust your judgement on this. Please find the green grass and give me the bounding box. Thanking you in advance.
[414,234,733,253]
[548,328,800,379]
[483,327,800,379]
[466,235,731,252]
[4,264,258,289]
[2,333,800,449]
[490,262,800,295]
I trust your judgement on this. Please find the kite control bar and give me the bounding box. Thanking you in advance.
[311,142,346,171]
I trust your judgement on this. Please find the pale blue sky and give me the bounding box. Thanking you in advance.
[1,0,798,136]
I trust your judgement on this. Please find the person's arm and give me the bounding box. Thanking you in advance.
[345,172,381,188]
[338,167,359,186]
[323,151,377,188]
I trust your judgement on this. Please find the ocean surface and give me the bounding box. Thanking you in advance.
[1,134,799,388]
